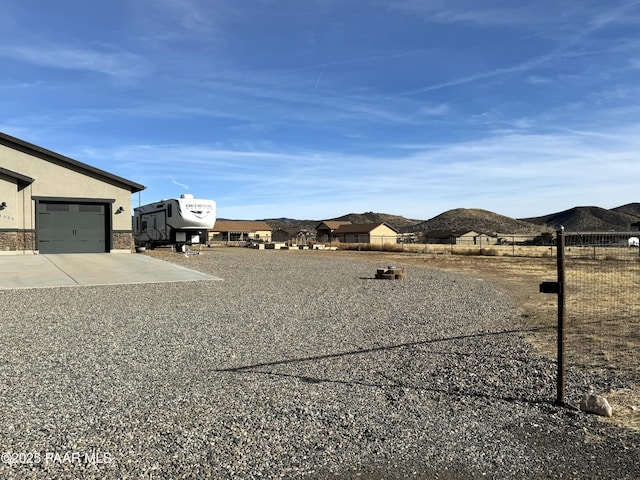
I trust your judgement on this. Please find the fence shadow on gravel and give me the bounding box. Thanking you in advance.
[216,326,557,407]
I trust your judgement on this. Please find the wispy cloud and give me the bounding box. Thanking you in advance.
[400,50,567,96]
[1,44,151,79]
[387,0,640,36]
[171,179,190,190]
[525,75,552,85]
[74,123,640,219]
[418,104,450,116]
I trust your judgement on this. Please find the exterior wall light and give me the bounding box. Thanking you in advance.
[115,206,124,214]
[0,201,6,210]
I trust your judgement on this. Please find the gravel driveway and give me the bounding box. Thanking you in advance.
[0,248,638,479]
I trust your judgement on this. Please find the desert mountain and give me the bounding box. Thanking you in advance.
[611,202,640,219]
[238,203,639,234]
[408,208,543,235]
[522,206,639,231]
[245,218,317,232]
[328,212,422,232]
[261,212,422,232]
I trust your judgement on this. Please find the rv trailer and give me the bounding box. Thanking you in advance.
[134,194,216,250]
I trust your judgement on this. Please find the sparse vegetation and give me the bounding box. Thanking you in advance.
[318,248,640,431]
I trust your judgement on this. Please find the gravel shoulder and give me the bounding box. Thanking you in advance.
[0,248,638,479]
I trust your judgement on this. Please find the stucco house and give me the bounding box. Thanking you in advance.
[332,222,398,246]
[208,220,272,243]
[315,221,352,242]
[271,228,313,245]
[423,230,498,245]
[0,132,144,254]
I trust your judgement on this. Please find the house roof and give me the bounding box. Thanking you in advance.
[316,221,352,230]
[333,222,398,234]
[424,230,482,238]
[211,220,272,232]
[0,166,35,187]
[274,227,308,235]
[0,132,145,193]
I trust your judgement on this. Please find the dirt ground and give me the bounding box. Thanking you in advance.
[315,249,640,432]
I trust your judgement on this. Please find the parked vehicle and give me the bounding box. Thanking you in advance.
[134,194,216,250]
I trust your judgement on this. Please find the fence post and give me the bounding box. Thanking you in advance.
[556,227,566,404]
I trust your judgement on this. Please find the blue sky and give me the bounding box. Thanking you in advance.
[2,0,640,220]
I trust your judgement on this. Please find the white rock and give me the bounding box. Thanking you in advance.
[580,394,613,417]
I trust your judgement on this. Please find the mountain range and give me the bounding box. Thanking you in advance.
[235,203,640,234]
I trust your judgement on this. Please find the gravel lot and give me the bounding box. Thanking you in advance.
[0,248,638,479]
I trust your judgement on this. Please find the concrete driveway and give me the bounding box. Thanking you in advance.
[0,253,221,289]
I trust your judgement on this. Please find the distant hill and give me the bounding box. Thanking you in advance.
[228,203,640,235]
[252,218,319,232]
[611,202,640,219]
[259,212,423,232]
[522,206,639,231]
[328,212,422,232]
[409,208,543,235]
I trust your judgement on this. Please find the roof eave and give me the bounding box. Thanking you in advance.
[0,132,146,193]
[0,166,35,186]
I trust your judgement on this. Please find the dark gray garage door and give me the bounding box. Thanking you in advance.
[38,202,108,253]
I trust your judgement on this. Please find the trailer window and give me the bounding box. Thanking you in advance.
[168,204,173,217]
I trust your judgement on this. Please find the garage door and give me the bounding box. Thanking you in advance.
[38,202,108,253]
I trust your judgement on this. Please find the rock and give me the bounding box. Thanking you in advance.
[579,394,613,417]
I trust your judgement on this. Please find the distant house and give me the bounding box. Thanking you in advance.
[332,222,398,246]
[423,230,457,244]
[208,220,272,243]
[423,230,497,245]
[315,221,352,243]
[469,232,497,245]
[271,228,313,245]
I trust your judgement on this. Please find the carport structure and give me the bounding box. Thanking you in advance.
[0,132,145,254]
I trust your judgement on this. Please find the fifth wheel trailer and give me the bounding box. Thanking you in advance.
[133,194,216,250]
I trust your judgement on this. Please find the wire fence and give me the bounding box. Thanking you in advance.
[333,234,556,257]
[559,231,640,404]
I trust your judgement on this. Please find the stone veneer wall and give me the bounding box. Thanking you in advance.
[0,231,133,252]
[0,231,36,252]
[113,231,134,251]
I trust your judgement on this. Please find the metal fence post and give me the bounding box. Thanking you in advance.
[556,227,566,404]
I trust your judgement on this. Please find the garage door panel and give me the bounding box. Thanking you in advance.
[38,202,108,254]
